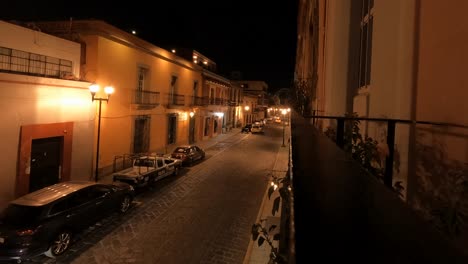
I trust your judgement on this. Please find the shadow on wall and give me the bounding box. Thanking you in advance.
[413,127,468,251]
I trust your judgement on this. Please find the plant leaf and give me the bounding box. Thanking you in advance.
[258,236,265,246]
[268,186,275,199]
[272,197,281,216]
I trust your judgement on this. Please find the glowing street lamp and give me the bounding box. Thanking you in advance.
[244,105,250,125]
[89,84,114,182]
[281,109,287,147]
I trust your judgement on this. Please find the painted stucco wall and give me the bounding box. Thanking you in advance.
[416,0,468,127]
[367,0,415,120]
[323,0,352,117]
[0,21,93,207]
[80,34,202,168]
[362,0,416,196]
[412,1,468,248]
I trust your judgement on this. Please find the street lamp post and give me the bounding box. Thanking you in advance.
[89,84,114,182]
[281,109,287,147]
[244,105,250,125]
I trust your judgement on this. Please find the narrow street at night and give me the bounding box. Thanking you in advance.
[26,124,287,264]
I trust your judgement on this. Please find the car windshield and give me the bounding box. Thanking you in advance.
[134,159,154,167]
[0,204,43,225]
[174,148,189,154]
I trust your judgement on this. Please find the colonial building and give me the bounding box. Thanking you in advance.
[0,20,93,207]
[30,20,207,180]
[232,80,269,121]
[175,48,243,134]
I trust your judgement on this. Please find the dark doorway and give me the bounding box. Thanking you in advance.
[133,116,150,153]
[189,116,195,144]
[168,114,177,144]
[29,136,62,192]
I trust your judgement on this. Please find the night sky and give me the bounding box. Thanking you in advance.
[1,1,298,92]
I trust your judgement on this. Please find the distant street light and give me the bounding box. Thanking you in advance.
[89,84,114,182]
[244,105,250,125]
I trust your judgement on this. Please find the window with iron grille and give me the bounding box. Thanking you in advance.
[0,46,72,78]
[169,75,178,104]
[358,0,374,88]
[135,67,148,104]
[192,80,198,105]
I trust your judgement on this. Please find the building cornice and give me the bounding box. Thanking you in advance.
[31,20,202,73]
[202,69,231,86]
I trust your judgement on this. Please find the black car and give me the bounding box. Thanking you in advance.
[0,181,135,262]
[241,124,252,133]
[170,145,205,166]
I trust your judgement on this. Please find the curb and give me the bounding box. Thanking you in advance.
[242,182,271,264]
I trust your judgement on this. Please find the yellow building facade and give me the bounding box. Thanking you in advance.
[35,20,205,178]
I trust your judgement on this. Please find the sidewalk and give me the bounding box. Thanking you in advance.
[243,124,291,264]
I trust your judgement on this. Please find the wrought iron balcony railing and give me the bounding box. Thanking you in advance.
[166,93,185,106]
[190,96,204,106]
[0,46,73,79]
[133,90,160,106]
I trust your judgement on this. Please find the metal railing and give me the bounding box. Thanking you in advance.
[289,112,468,262]
[133,90,160,106]
[166,93,185,106]
[0,46,73,79]
[279,140,295,264]
[191,96,204,106]
[307,114,468,190]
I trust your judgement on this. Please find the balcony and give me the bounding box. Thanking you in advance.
[166,93,185,108]
[228,100,240,107]
[203,96,228,106]
[0,46,74,79]
[278,113,468,263]
[190,96,204,106]
[132,90,160,109]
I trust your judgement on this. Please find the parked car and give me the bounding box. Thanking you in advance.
[251,124,264,134]
[0,181,135,262]
[113,154,182,188]
[241,124,252,133]
[170,145,205,166]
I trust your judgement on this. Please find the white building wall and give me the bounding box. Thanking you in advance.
[349,1,417,198]
[323,0,352,117]
[0,21,92,208]
[367,1,415,120]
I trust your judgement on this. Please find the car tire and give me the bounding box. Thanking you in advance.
[119,195,132,214]
[45,230,72,258]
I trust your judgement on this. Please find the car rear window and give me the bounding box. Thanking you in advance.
[174,148,188,154]
[0,204,43,225]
